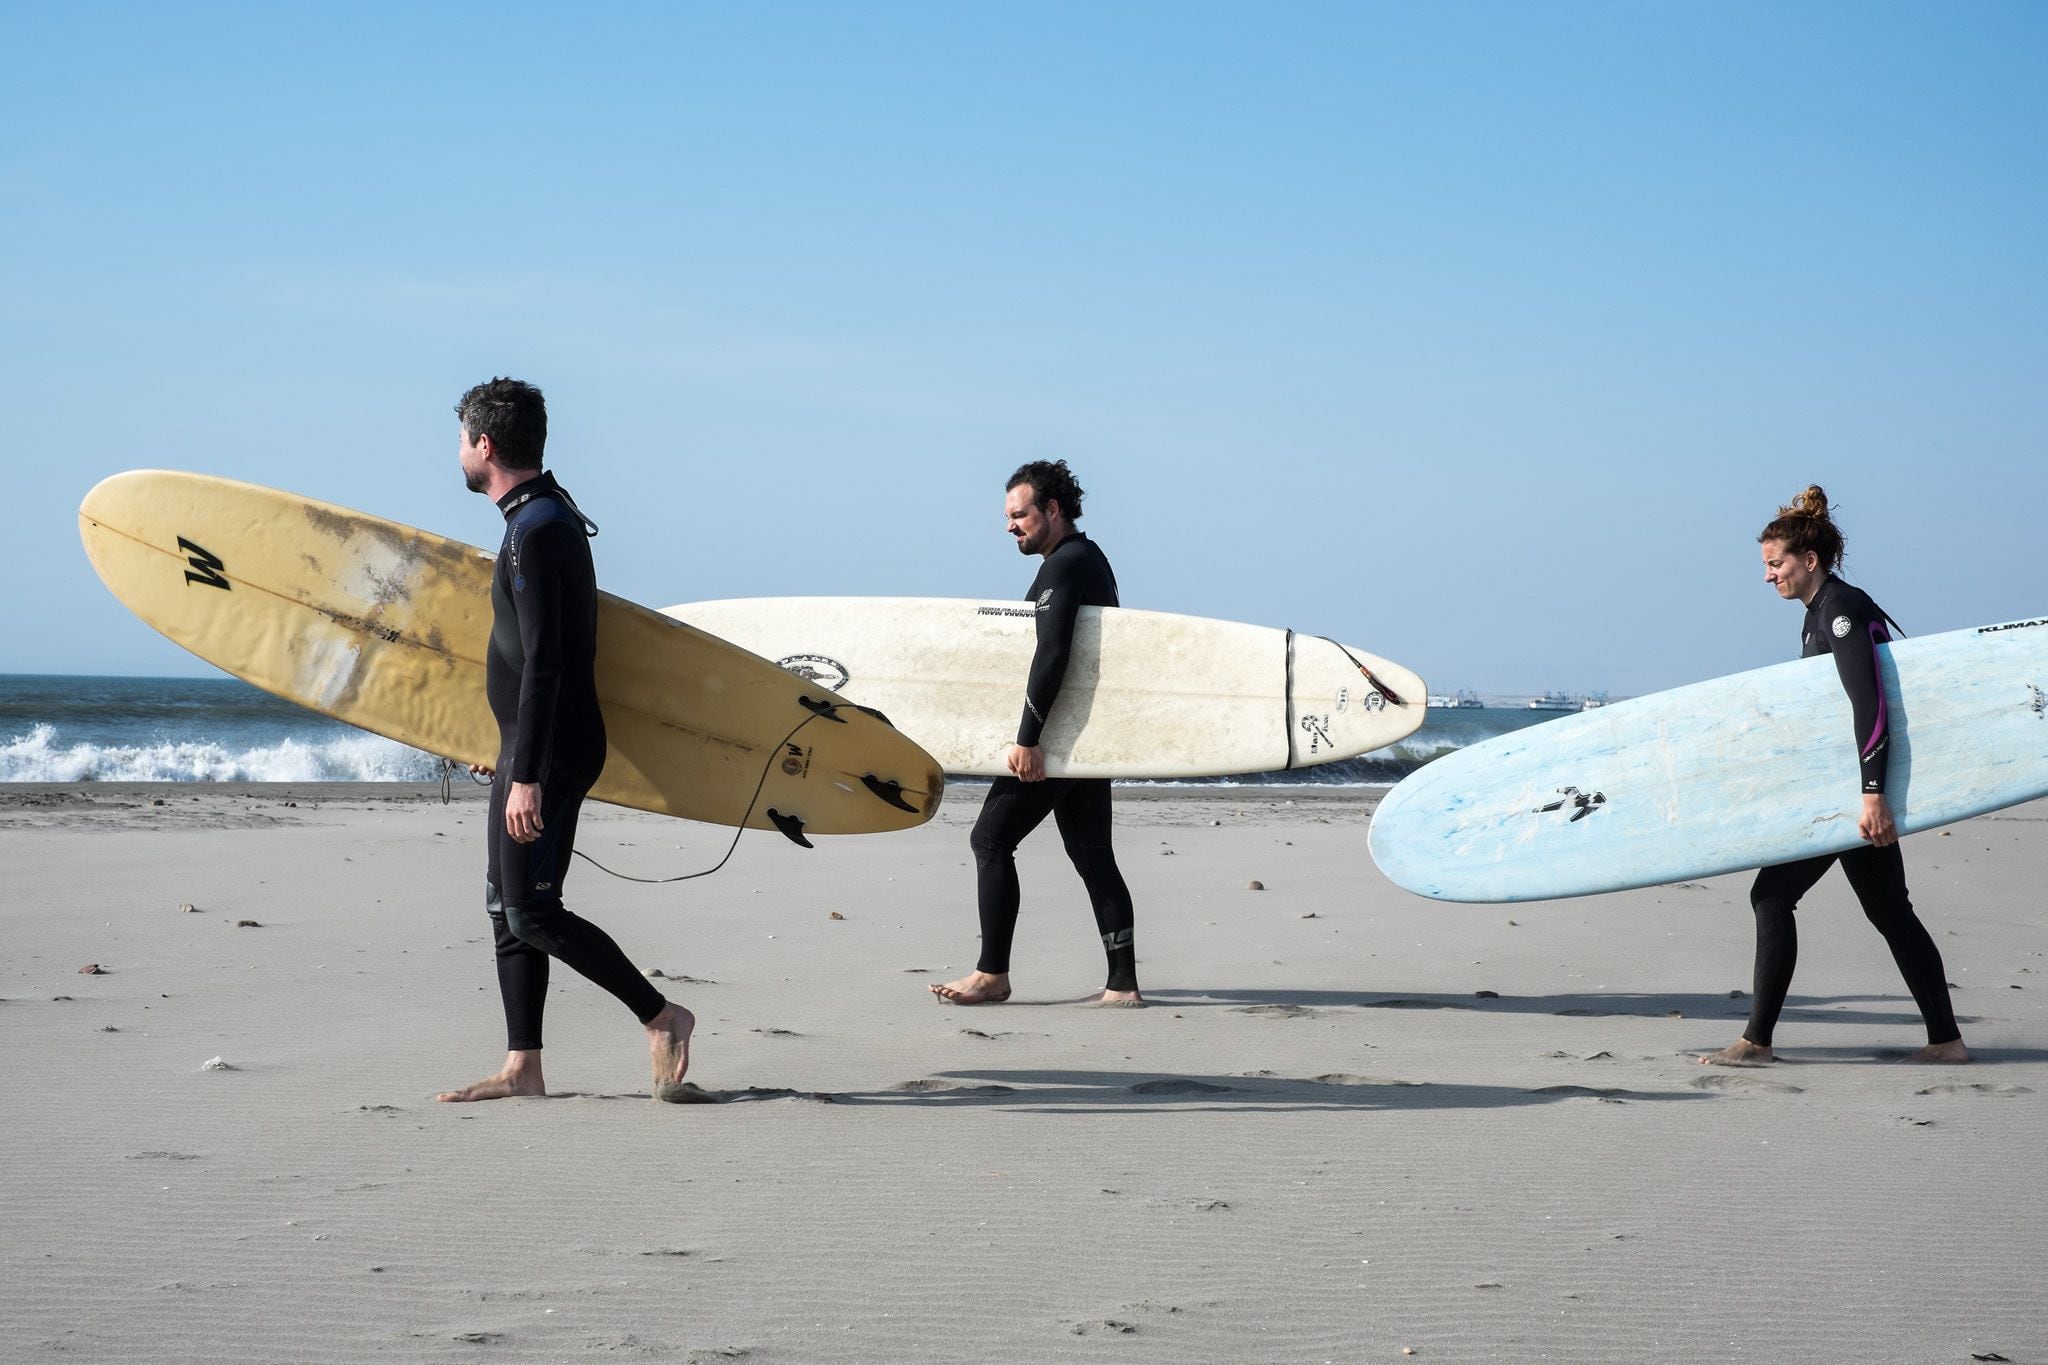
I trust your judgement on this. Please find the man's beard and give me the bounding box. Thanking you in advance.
[464,467,486,493]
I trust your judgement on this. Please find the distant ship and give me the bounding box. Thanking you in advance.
[1526,691,1580,711]
[1580,692,1610,711]
[1426,690,1485,709]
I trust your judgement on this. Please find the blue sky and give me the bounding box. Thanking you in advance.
[4,2,2043,695]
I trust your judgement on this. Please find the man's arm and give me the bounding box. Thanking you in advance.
[1016,570,1085,753]
[504,521,569,840]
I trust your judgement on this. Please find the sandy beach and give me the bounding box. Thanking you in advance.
[4,782,2045,1362]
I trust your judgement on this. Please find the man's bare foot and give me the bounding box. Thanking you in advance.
[437,1050,546,1102]
[1901,1039,1970,1064]
[1074,989,1145,1008]
[1698,1039,1774,1067]
[647,1002,695,1102]
[929,971,1012,1004]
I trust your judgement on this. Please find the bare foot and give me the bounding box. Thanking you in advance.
[929,971,1012,1004]
[1074,989,1146,1008]
[1698,1039,1775,1067]
[647,1002,695,1102]
[1900,1039,1970,1064]
[437,1050,546,1102]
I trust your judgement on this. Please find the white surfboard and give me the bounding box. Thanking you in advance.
[663,597,1427,779]
[1368,617,2048,902]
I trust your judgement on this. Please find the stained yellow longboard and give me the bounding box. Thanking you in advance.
[78,471,944,836]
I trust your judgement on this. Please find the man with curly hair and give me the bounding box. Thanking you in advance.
[931,460,1142,1007]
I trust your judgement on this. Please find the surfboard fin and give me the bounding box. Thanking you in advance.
[797,695,849,723]
[860,774,917,812]
[766,808,813,848]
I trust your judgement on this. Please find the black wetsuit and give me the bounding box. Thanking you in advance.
[972,531,1138,992]
[484,473,663,1051]
[1742,574,1959,1048]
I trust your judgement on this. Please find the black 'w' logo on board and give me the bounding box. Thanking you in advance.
[177,537,230,590]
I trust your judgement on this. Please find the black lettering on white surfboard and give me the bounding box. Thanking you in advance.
[1533,786,1606,822]
[177,537,230,590]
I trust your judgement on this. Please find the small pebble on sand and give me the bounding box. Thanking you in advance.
[201,1056,235,1071]
[78,963,105,975]
[1248,880,1265,890]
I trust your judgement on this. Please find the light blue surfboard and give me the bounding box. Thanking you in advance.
[1369,617,2048,902]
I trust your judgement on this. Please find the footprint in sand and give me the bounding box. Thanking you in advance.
[1231,1004,1321,1018]
[1690,1073,1804,1094]
[1303,1073,1422,1088]
[654,1082,728,1104]
[1531,1085,1636,1100]
[891,1079,1015,1096]
[1915,1083,2034,1097]
[1067,1320,1138,1336]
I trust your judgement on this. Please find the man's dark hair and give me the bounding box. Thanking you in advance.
[455,378,548,471]
[1006,459,1085,522]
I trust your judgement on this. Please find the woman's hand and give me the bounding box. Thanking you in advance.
[1859,793,1898,847]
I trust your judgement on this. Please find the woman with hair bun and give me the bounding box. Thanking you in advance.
[1700,486,1969,1067]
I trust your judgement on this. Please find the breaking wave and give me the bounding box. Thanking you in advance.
[0,724,443,783]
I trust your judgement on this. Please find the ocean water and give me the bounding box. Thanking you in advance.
[0,675,1566,786]
[0,675,444,783]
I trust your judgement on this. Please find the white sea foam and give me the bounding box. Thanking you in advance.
[0,724,443,783]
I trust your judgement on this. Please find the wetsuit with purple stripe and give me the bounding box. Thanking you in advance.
[1740,573,1959,1050]
[1801,574,1892,794]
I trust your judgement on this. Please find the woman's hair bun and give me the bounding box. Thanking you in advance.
[1774,484,1832,523]
[1760,484,1845,568]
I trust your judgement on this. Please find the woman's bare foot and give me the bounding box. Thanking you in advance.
[1074,989,1145,1008]
[929,971,1012,1004]
[437,1050,546,1102]
[647,1002,695,1102]
[1698,1039,1775,1067]
[1901,1039,1970,1064]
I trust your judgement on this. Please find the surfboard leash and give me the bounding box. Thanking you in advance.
[1314,635,1409,708]
[566,706,839,885]
[436,756,760,885]
[441,697,893,885]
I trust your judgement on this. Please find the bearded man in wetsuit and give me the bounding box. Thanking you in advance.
[437,377,698,1104]
[931,460,1142,1007]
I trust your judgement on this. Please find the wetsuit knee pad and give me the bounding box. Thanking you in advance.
[1749,889,1797,918]
[969,822,1017,864]
[1063,840,1120,877]
[503,897,572,956]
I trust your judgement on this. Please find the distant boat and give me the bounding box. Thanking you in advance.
[1580,692,1610,711]
[1526,691,1580,711]
[1426,690,1485,709]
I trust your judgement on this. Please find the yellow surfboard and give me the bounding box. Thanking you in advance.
[78,471,944,838]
